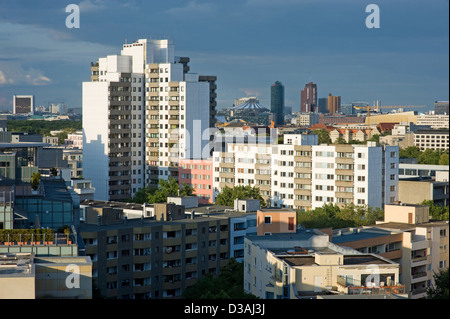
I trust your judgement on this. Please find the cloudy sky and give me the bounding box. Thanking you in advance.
[0,0,448,112]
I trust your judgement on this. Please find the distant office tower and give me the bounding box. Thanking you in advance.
[13,95,34,115]
[340,103,353,115]
[327,93,341,114]
[434,101,449,115]
[83,39,214,201]
[318,98,328,113]
[300,82,317,113]
[271,81,285,125]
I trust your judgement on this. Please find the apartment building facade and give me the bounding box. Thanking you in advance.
[416,114,449,129]
[79,202,229,299]
[83,39,214,201]
[212,135,399,210]
[178,159,213,204]
[414,129,449,151]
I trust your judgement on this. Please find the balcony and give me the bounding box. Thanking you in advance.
[337,275,405,296]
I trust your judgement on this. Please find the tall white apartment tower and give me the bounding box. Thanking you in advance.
[83,39,212,201]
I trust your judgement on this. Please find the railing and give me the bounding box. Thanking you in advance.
[337,275,405,295]
[0,232,74,246]
[347,285,406,295]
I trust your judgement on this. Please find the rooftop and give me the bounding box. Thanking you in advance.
[280,254,393,267]
[79,212,229,232]
[332,227,396,245]
[0,253,33,276]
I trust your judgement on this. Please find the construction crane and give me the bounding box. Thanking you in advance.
[353,103,427,117]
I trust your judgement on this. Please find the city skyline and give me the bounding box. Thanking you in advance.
[0,0,448,113]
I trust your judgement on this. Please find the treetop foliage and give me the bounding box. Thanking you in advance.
[214,185,266,207]
[7,119,82,136]
[130,177,194,204]
[297,203,384,229]
[183,258,258,299]
[400,146,449,165]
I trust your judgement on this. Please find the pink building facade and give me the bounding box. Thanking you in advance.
[178,159,213,204]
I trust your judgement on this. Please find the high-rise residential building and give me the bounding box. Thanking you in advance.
[300,82,317,113]
[212,135,399,211]
[327,93,341,114]
[271,81,285,126]
[83,39,214,201]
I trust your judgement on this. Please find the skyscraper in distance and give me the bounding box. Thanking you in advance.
[318,98,328,114]
[300,82,317,113]
[271,81,285,126]
[327,93,341,114]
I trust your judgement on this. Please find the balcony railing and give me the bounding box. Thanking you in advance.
[0,232,74,246]
[337,276,405,295]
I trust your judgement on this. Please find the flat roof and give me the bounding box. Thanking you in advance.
[280,254,393,267]
[0,142,50,149]
[332,228,396,244]
[79,213,228,232]
[247,229,320,243]
[42,179,73,202]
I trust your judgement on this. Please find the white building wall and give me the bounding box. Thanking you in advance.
[311,145,336,209]
[82,81,110,200]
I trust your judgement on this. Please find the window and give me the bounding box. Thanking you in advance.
[264,216,272,224]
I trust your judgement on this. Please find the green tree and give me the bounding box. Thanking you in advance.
[420,200,449,221]
[334,137,346,144]
[57,131,68,145]
[399,146,421,159]
[183,258,258,299]
[7,119,82,136]
[31,172,41,190]
[311,129,331,144]
[277,135,284,144]
[438,153,449,165]
[418,149,441,165]
[427,268,449,299]
[367,134,380,143]
[215,185,266,207]
[297,203,384,229]
[130,177,194,204]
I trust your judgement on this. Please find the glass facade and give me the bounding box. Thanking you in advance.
[15,197,73,230]
[271,81,285,125]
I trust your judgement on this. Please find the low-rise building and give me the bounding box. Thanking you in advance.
[332,203,449,299]
[244,230,405,299]
[0,252,92,299]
